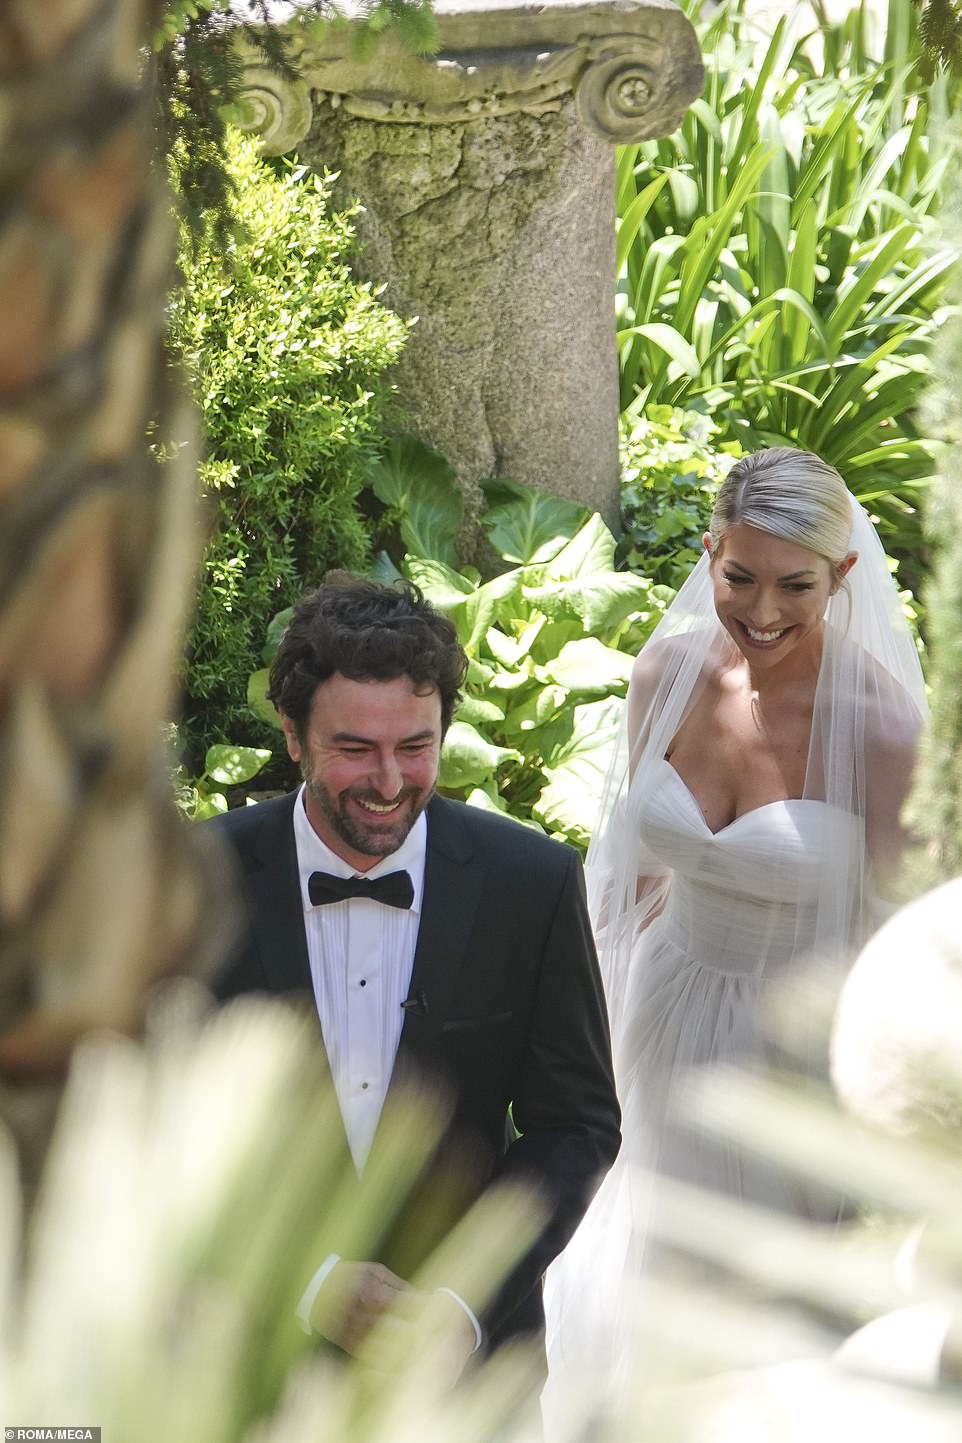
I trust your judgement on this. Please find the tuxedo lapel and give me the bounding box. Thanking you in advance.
[246,792,313,996]
[396,796,484,1069]
[241,793,349,1156]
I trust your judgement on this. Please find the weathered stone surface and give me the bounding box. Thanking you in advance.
[243,0,704,150]
[238,0,703,540]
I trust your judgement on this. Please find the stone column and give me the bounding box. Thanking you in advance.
[237,0,703,536]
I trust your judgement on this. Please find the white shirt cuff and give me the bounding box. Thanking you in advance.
[295,1258,482,1354]
[295,1252,341,1335]
[436,1286,483,1353]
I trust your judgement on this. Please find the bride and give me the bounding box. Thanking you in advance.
[543,448,928,1424]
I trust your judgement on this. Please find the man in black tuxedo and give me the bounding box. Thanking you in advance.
[211,574,620,1375]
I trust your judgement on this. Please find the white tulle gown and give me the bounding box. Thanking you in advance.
[617,758,855,1167]
[542,496,928,1435]
[541,760,860,1426]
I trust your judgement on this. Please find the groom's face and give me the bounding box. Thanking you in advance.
[281,672,442,872]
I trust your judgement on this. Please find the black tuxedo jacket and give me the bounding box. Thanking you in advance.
[210,791,620,1350]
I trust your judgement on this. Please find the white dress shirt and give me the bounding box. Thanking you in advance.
[291,786,482,1349]
[292,783,426,1171]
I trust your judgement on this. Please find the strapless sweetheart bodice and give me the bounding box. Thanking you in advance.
[637,760,861,978]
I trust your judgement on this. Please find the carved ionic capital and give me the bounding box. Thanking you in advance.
[575,32,671,142]
[234,64,313,157]
[235,0,703,151]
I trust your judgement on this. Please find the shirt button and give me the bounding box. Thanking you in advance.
[361,1081,369,1090]
[359,979,367,987]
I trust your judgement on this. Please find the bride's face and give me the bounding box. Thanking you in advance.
[704,523,855,668]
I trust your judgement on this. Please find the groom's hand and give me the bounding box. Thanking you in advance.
[358,1284,479,1387]
[310,1259,411,1355]
[410,1287,479,1384]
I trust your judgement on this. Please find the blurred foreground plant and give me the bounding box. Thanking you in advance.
[2,995,548,1443]
[542,878,962,1442]
[594,876,962,1443]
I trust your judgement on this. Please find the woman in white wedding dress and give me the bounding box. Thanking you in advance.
[543,449,928,1428]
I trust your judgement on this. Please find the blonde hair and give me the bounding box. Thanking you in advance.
[709,448,854,572]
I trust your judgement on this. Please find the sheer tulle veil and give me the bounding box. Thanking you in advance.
[542,495,927,1425]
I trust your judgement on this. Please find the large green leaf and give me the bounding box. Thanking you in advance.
[533,697,623,846]
[540,638,634,697]
[465,784,546,832]
[523,573,653,634]
[456,569,525,651]
[369,435,462,566]
[544,514,618,581]
[247,668,283,730]
[438,721,520,789]
[487,666,535,694]
[466,654,495,687]
[484,626,530,669]
[368,550,402,585]
[529,619,586,665]
[500,683,569,736]
[261,606,293,665]
[456,694,506,727]
[404,556,476,611]
[205,744,273,786]
[479,477,588,565]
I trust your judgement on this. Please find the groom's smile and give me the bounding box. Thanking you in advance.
[280,672,443,872]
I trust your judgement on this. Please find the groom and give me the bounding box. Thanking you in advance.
[210,574,620,1372]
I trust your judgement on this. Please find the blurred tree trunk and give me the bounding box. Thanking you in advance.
[0,0,225,1193]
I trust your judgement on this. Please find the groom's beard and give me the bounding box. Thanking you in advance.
[304,773,434,860]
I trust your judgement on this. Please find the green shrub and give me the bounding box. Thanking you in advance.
[616,0,959,583]
[619,405,742,589]
[168,130,408,768]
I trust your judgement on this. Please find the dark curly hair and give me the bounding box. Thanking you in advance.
[267,573,467,739]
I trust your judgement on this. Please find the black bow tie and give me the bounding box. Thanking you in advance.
[308,869,414,910]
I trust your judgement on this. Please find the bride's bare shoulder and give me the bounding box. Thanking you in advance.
[849,650,926,787]
[628,633,720,731]
[629,634,683,704]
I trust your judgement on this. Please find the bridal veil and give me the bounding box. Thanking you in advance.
[543,493,928,1428]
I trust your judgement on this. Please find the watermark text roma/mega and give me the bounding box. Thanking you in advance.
[5,1430,100,1440]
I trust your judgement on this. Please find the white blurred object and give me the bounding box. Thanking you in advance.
[667,1355,962,1443]
[831,877,962,1137]
[836,1302,953,1387]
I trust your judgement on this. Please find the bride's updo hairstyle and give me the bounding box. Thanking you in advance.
[708,447,854,583]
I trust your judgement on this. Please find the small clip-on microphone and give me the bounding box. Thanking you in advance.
[400,990,429,1017]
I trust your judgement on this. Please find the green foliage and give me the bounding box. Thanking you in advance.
[616,0,959,575]
[154,1,439,247]
[251,439,673,849]
[370,436,463,567]
[915,0,962,79]
[619,405,742,589]
[168,724,271,817]
[168,131,408,768]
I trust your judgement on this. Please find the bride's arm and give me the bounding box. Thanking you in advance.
[625,643,676,913]
[863,699,924,902]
